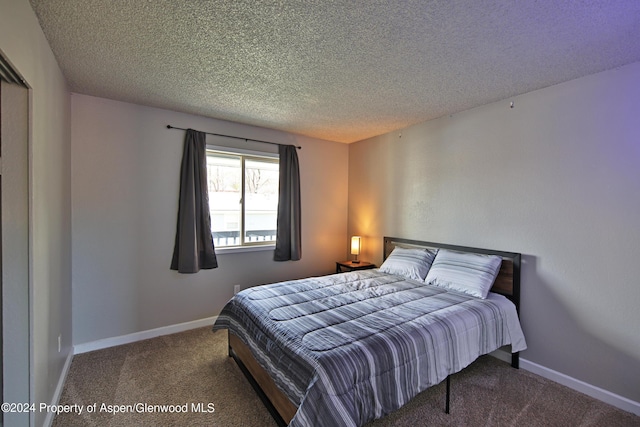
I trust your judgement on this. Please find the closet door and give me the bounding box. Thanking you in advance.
[1,77,30,427]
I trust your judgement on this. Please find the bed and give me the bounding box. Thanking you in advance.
[213,236,526,426]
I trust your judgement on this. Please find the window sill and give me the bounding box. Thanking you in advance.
[215,244,275,255]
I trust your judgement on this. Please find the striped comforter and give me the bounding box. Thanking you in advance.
[213,269,526,427]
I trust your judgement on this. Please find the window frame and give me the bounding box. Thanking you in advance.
[206,144,279,252]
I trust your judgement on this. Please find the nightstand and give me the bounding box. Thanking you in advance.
[336,260,376,273]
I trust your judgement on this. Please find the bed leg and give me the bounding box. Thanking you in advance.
[511,351,520,369]
[445,376,450,414]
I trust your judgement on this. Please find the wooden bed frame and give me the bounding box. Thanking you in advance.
[227,236,522,426]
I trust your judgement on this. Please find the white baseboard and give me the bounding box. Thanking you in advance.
[520,358,640,416]
[73,315,218,354]
[489,350,639,416]
[44,350,74,427]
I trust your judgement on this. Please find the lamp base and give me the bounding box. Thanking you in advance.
[352,260,360,264]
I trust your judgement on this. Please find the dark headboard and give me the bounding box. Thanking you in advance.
[383,237,521,312]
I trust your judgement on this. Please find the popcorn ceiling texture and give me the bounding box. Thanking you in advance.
[29,0,640,143]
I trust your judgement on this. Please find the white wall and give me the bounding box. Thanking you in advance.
[348,61,640,404]
[71,94,349,345]
[0,1,72,426]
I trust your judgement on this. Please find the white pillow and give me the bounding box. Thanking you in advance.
[424,249,502,299]
[379,247,437,281]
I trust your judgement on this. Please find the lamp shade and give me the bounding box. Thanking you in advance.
[350,236,361,255]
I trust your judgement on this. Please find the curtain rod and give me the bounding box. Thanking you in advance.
[166,125,301,149]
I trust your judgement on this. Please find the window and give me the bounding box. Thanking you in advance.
[206,148,279,248]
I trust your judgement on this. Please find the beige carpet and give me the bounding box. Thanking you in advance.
[53,327,639,426]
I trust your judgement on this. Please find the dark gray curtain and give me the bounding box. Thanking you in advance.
[170,129,218,273]
[274,144,301,261]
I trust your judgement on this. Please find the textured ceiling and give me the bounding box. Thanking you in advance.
[29,1,640,143]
